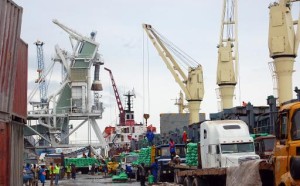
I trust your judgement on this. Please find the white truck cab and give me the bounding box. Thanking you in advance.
[200,120,259,168]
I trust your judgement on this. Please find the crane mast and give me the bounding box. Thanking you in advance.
[104,67,125,125]
[34,40,47,105]
[143,24,204,125]
[217,0,238,110]
[268,0,300,104]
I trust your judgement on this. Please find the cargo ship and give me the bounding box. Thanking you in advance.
[102,90,156,156]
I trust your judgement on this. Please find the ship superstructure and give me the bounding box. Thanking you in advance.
[103,68,148,153]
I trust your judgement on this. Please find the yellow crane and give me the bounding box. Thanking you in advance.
[268,0,300,104]
[216,0,238,110]
[143,24,204,125]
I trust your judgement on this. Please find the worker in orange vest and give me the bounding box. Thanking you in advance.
[49,162,54,186]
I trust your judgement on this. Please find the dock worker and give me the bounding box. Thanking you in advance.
[66,164,71,179]
[182,131,188,145]
[174,155,181,165]
[146,129,154,146]
[150,159,159,183]
[49,162,54,185]
[169,138,176,160]
[138,163,146,186]
[54,163,60,186]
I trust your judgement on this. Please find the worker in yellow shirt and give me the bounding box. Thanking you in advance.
[53,163,60,186]
[66,164,71,179]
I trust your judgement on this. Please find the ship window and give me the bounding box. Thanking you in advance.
[223,125,241,129]
[126,115,130,119]
[291,109,300,140]
[121,135,124,142]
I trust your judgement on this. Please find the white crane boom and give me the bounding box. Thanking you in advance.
[268,0,300,104]
[143,24,204,125]
[216,0,238,110]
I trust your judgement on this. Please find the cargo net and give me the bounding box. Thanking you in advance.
[226,160,262,186]
[186,143,198,166]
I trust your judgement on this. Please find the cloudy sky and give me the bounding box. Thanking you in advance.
[14,0,300,140]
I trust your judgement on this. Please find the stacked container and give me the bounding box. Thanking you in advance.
[0,0,27,185]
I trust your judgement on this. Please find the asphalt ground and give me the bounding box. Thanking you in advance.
[37,173,180,186]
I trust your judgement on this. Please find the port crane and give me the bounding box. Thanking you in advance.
[34,40,48,105]
[104,67,126,125]
[216,0,238,110]
[143,24,204,125]
[26,20,107,155]
[268,0,300,104]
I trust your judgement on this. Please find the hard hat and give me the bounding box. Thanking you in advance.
[175,155,180,158]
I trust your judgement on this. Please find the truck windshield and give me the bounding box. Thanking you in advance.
[221,143,254,154]
[161,147,170,156]
[160,146,186,157]
[126,156,138,163]
[262,138,276,151]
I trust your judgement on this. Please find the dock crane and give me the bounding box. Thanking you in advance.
[104,67,126,125]
[143,24,204,125]
[268,0,300,104]
[216,0,238,110]
[34,40,48,105]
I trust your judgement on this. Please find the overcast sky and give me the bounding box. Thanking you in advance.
[14,0,300,140]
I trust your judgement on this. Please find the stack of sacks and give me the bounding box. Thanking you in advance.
[186,143,198,166]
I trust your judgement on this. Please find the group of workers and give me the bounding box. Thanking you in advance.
[23,162,77,186]
[23,163,46,186]
[48,162,77,185]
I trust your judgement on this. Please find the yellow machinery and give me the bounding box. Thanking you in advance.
[268,1,300,185]
[107,155,121,174]
[272,97,300,185]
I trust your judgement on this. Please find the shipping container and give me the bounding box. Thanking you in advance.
[0,120,10,186]
[0,0,23,114]
[12,39,28,122]
[0,120,24,186]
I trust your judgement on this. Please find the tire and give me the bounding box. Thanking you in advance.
[174,170,183,184]
[183,176,192,186]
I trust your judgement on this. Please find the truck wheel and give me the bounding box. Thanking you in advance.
[183,177,192,186]
[174,171,183,184]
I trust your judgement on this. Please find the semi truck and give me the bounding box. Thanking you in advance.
[252,133,276,159]
[156,144,186,182]
[173,120,260,185]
